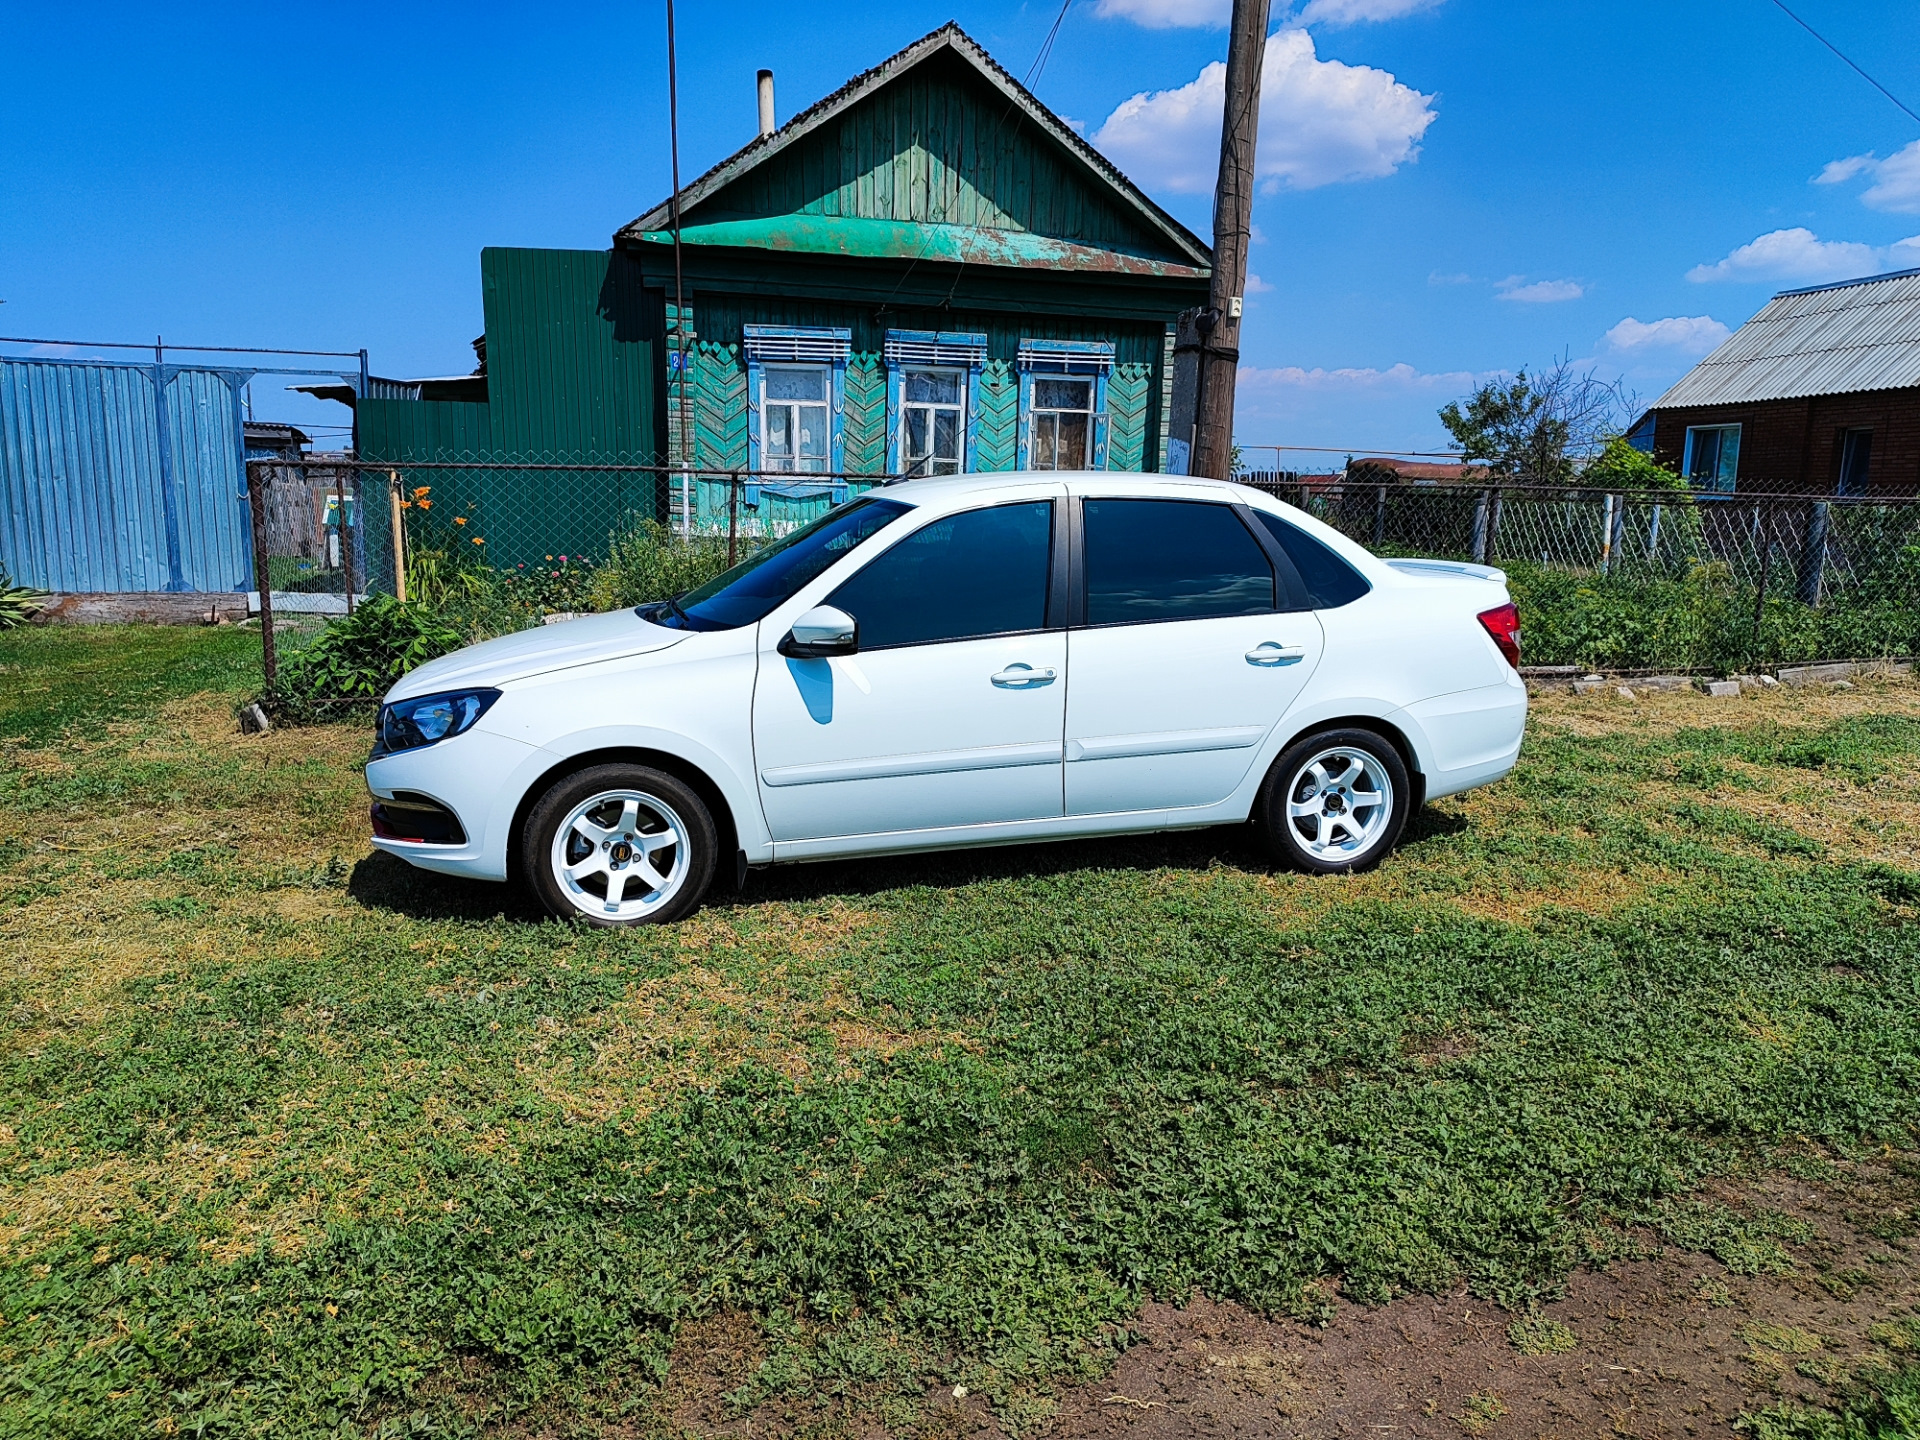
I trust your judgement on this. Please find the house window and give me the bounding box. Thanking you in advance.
[1030,377,1096,470]
[762,366,832,474]
[1837,427,1872,496]
[885,330,987,477]
[1683,424,1740,493]
[1016,339,1114,470]
[901,369,965,476]
[743,325,850,481]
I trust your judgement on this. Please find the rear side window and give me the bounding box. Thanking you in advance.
[1251,511,1371,609]
[827,501,1054,649]
[1083,499,1274,625]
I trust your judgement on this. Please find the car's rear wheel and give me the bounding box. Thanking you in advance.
[1257,727,1411,875]
[522,764,716,925]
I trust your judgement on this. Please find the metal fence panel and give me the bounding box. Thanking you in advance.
[0,357,254,593]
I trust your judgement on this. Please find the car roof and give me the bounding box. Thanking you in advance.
[884,470,1250,504]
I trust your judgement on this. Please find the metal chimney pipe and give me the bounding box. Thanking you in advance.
[756,69,776,138]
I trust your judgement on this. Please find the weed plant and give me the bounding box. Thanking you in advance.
[1507,547,1920,672]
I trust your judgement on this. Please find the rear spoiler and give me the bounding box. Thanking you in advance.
[1384,558,1508,584]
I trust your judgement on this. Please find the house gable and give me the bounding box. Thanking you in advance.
[618,25,1208,275]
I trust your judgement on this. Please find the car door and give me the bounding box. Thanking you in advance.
[753,495,1067,843]
[1064,493,1325,816]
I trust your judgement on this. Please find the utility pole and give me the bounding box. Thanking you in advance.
[1192,0,1271,481]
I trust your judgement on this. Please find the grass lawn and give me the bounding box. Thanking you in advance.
[2,625,1918,1437]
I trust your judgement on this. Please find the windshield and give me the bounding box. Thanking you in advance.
[647,496,912,630]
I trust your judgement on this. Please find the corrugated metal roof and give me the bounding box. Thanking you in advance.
[1652,267,1920,408]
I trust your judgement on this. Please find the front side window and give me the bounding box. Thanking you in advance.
[656,497,910,630]
[901,369,964,477]
[1250,512,1371,609]
[827,501,1054,649]
[1684,424,1740,493]
[1838,427,1873,496]
[1031,377,1095,470]
[1083,499,1273,626]
[763,366,831,474]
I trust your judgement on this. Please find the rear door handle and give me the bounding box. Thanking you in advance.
[992,664,1057,687]
[1246,642,1307,666]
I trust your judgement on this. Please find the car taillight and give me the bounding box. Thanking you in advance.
[1477,602,1521,670]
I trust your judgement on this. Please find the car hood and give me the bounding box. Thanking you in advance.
[386,609,689,701]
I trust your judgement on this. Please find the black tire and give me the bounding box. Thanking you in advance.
[521,763,717,926]
[1256,727,1412,875]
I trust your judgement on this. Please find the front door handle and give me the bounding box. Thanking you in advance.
[1246,642,1307,666]
[992,664,1057,687]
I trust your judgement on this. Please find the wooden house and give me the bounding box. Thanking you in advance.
[356,23,1213,559]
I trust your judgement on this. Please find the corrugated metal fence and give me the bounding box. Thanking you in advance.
[0,356,255,593]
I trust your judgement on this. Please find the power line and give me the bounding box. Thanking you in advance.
[1766,0,1920,127]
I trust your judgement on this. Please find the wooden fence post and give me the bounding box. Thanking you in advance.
[246,460,277,692]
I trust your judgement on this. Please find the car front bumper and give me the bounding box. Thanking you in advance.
[365,726,542,881]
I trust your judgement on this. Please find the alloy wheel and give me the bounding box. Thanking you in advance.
[1283,746,1396,863]
[547,789,690,922]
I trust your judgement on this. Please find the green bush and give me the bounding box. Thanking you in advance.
[267,595,462,723]
[1508,550,1920,673]
[588,518,748,611]
[0,566,48,630]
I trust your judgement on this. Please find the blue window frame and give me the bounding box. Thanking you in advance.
[884,330,987,477]
[1016,339,1113,471]
[744,325,851,476]
[1682,423,1740,494]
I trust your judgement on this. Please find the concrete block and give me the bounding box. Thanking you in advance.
[1573,679,1607,695]
[1616,686,1636,700]
[32,592,249,625]
[1704,680,1741,698]
[1778,662,1856,687]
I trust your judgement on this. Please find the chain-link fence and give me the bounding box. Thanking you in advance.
[1243,473,1920,672]
[243,459,1920,696]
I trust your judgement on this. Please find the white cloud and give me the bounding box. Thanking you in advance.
[1244,272,1275,293]
[1496,278,1584,303]
[1684,227,1920,284]
[1296,0,1440,23]
[1092,27,1436,194]
[1603,315,1730,356]
[1813,139,1920,214]
[1237,361,1484,393]
[1090,0,1229,27]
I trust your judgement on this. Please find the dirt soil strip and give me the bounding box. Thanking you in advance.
[668,1155,1918,1439]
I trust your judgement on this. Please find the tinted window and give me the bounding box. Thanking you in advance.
[659,497,910,630]
[1251,512,1372,609]
[828,501,1054,649]
[1083,499,1273,625]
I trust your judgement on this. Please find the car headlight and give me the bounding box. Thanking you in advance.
[377,688,501,753]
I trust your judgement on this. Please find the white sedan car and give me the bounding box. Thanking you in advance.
[367,473,1526,925]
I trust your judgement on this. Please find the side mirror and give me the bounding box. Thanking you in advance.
[779,605,859,658]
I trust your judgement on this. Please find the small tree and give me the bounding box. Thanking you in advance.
[1439,372,1568,480]
[1440,359,1639,481]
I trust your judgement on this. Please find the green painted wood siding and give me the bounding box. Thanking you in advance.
[679,295,1164,475]
[693,55,1181,264]
[480,248,665,460]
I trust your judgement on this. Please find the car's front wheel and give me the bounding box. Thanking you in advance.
[1257,727,1411,875]
[522,764,716,925]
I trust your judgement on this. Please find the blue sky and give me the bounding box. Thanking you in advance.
[3,1,1917,457]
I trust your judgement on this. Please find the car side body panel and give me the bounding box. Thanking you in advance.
[365,472,1529,887]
